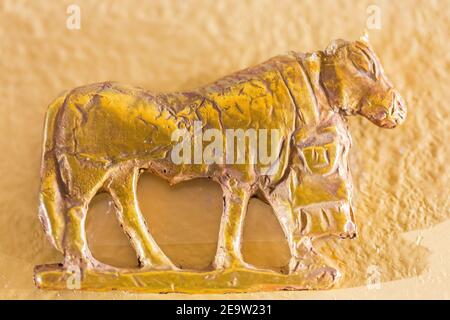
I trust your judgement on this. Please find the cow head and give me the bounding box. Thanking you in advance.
[320,37,406,128]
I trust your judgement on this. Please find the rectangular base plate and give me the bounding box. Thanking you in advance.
[34,264,336,293]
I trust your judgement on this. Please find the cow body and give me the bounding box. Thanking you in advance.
[39,39,405,283]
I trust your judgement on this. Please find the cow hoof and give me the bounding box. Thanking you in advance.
[286,255,340,287]
[137,256,179,271]
[286,259,340,287]
[212,260,277,275]
[306,266,341,288]
[212,258,256,271]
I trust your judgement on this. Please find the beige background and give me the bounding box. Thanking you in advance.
[0,0,449,299]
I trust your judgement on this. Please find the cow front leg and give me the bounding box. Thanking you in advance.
[213,181,253,270]
[108,169,177,270]
[270,200,339,283]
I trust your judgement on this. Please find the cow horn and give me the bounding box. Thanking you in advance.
[360,30,370,43]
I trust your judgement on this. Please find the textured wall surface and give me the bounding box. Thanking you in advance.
[0,0,448,299]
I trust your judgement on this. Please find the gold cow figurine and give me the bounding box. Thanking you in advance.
[34,37,406,293]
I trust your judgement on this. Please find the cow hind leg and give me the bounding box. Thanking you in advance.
[63,201,122,272]
[58,156,111,270]
[63,202,91,267]
[107,168,177,270]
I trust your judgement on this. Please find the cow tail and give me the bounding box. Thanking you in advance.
[38,92,68,252]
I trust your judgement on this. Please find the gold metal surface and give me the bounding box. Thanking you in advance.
[34,37,406,293]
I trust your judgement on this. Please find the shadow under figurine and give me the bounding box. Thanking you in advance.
[35,36,406,293]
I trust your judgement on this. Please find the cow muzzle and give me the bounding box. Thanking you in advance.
[361,91,407,129]
[382,91,407,128]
